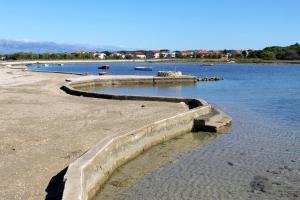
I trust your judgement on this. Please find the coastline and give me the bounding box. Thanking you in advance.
[0,63,190,199]
[0,62,231,200]
[2,58,300,66]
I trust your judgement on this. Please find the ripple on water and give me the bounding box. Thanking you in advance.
[95,109,300,200]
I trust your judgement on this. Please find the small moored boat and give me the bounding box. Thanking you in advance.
[58,63,64,66]
[134,66,152,71]
[199,63,214,66]
[99,72,108,75]
[44,64,49,67]
[98,65,110,70]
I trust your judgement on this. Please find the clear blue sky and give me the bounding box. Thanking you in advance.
[1,0,299,50]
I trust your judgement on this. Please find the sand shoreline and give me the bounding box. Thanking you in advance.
[0,63,189,199]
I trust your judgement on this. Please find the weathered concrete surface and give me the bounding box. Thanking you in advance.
[63,105,212,200]
[0,64,189,200]
[65,74,197,88]
[194,108,232,132]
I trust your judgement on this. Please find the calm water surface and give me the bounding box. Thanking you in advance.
[31,63,300,199]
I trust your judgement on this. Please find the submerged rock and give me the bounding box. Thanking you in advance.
[109,180,127,187]
[197,77,224,81]
[250,176,272,193]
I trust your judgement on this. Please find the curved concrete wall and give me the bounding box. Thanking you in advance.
[63,105,211,200]
[61,76,202,110]
[61,77,230,200]
[61,84,203,109]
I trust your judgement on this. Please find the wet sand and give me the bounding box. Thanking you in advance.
[0,64,189,199]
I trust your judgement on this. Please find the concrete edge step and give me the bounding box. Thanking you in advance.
[193,107,232,132]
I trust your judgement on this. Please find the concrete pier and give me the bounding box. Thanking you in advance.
[61,75,232,200]
[65,75,198,88]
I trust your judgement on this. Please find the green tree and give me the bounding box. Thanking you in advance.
[260,51,276,60]
[242,51,248,57]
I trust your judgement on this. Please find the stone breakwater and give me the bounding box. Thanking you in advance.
[197,77,224,81]
[60,75,232,200]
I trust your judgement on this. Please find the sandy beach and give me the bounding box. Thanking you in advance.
[0,63,189,199]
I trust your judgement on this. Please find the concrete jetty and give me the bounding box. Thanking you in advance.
[65,74,198,88]
[61,75,232,200]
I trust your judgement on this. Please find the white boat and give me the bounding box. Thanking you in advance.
[44,64,49,67]
[99,72,108,76]
[134,66,152,71]
[58,63,64,66]
[199,63,214,66]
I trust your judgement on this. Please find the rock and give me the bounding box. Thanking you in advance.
[250,176,272,193]
[109,180,127,187]
[272,182,281,186]
[227,161,234,166]
[197,77,224,82]
[283,165,293,171]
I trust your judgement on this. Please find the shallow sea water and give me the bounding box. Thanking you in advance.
[31,63,300,199]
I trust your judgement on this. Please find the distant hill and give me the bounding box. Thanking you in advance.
[0,39,123,54]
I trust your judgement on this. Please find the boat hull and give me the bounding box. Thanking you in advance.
[134,67,152,71]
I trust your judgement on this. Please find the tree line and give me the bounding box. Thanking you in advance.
[248,43,300,60]
[1,43,300,61]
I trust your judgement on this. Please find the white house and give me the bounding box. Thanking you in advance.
[152,50,161,59]
[134,52,146,59]
[95,53,106,60]
[136,54,146,59]
[171,51,177,58]
[161,52,171,58]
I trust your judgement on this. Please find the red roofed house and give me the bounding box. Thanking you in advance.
[152,50,161,59]
[134,52,146,59]
[195,50,209,58]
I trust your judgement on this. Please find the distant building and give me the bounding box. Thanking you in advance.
[152,50,161,59]
[125,53,134,59]
[180,51,195,58]
[171,51,178,58]
[94,53,106,59]
[110,52,124,59]
[195,50,209,58]
[134,52,146,59]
